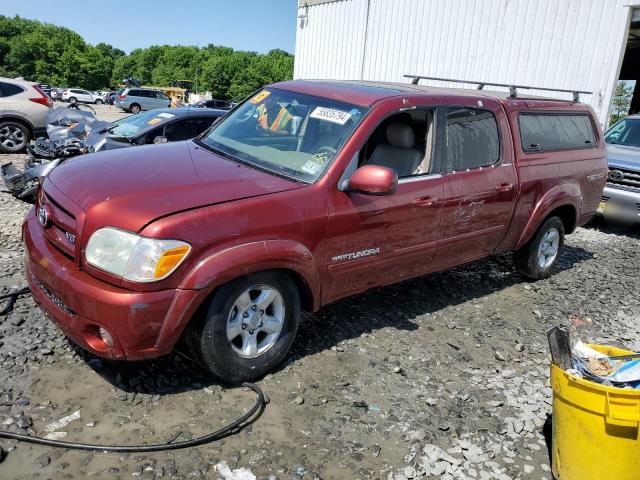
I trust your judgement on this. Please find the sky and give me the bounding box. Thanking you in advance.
[1,0,298,54]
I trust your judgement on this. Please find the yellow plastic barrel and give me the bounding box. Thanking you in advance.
[551,344,640,480]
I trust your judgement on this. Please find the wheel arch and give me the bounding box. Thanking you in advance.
[180,240,320,300]
[154,241,321,354]
[515,184,580,250]
[0,115,35,136]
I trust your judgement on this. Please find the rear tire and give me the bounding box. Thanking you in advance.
[68,97,77,104]
[0,121,31,153]
[186,271,300,384]
[514,216,565,280]
[129,103,141,114]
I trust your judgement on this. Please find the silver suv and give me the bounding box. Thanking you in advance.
[0,77,52,153]
[115,88,171,113]
[600,115,640,224]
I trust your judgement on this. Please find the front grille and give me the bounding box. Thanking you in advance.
[33,277,76,316]
[41,190,77,260]
[607,167,640,192]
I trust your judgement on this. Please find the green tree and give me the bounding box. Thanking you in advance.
[0,15,294,95]
[610,82,633,125]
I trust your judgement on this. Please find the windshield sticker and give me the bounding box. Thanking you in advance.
[301,159,324,176]
[157,113,175,119]
[147,117,162,125]
[310,107,352,125]
[250,90,271,104]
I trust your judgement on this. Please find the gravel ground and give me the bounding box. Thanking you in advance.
[1,151,640,479]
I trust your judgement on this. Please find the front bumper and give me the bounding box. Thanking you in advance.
[23,208,202,360]
[598,185,640,224]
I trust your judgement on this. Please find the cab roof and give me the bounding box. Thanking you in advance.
[271,79,589,110]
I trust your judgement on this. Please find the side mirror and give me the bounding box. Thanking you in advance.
[348,165,398,196]
[153,136,168,144]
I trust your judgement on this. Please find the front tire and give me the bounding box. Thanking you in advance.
[95,99,103,105]
[514,216,565,280]
[186,271,300,384]
[0,121,30,153]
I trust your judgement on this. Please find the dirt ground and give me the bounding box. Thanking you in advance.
[1,141,640,479]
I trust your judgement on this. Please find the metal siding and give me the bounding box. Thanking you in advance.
[295,0,636,123]
[294,0,369,80]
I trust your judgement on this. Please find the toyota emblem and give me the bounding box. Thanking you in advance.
[608,170,625,181]
[38,205,51,227]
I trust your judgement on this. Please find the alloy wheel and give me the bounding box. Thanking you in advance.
[226,284,285,359]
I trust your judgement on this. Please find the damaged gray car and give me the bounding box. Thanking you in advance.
[0,105,225,201]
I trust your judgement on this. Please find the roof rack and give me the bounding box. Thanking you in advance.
[404,75,592,102]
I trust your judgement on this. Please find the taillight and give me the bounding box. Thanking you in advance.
[117,94,126,100]
[30,85,52,108]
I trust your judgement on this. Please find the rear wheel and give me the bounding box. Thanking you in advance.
[0,121,30,153]
[129,103,141,114]
[68,96,77,104]
[186,271,300,384]
[514,216,565,280]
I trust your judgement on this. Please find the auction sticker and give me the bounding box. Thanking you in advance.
[147,117,162,125]
[310,107,352,125]
[157,113,175,119]
[301,159,323,175]
[250,90,271,104]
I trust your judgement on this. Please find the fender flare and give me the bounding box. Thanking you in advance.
[179,239,321,309]
[515,183,581,250]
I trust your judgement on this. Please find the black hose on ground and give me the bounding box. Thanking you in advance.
[0,382,265,453]
[0,287,30,316]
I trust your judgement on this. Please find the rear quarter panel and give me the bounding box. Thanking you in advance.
[498,102,607,251]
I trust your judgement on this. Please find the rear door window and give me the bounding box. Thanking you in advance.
[0,82,24,97]
[519,113,596,152]
[445,107,500,171]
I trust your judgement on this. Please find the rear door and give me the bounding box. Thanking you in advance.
[431,100,518,271]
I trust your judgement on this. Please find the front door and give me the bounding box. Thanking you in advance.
[323,107,444,303]
[431,102,518,271]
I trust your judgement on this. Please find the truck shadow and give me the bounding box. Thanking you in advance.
[584,217,640,239]
[78,244,593,394]
[288,244,593,361]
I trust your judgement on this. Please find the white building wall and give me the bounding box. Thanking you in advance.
[295,0,639,124]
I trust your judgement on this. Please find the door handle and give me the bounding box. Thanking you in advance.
[496,183,514,193]
[413,196,438,207]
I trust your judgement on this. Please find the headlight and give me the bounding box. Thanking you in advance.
[85,227,191,282]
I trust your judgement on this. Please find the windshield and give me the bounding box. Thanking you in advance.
[605,118,640,148]
[110,110,176,137]
[200,88,367,182]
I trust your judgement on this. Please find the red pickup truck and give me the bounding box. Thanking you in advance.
[23,80,607,382]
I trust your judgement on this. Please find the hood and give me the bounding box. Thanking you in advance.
[606,143,640,170]
[46,141,303,233]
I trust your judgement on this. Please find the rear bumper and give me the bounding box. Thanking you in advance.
[598,185,640,224]
[23,208,202,360]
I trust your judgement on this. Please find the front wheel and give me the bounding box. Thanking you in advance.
[186,271,300,384]
[95,99,103,105]
[514,216,565,280]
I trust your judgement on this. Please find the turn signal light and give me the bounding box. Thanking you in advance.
[154,245,191,279]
